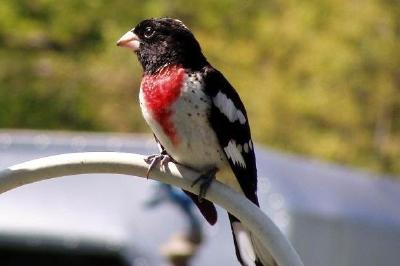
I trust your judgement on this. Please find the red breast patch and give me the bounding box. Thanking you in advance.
[141,65,185,145]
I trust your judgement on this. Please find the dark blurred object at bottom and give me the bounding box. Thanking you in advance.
[0,236,129,266]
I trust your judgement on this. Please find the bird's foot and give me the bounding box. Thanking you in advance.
[144,154,173,178]
[191,167,218,202]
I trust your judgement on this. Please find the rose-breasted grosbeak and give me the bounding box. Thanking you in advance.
[117,18,275,266]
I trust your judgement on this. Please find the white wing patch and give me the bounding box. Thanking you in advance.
[243,142,249,153]
[213,92,247,124]
[224,140,246,168]
[244,140,254,153]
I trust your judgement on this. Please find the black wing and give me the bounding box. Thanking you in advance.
[203,67,259,206]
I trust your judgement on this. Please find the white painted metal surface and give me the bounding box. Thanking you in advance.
[0,151,303,266]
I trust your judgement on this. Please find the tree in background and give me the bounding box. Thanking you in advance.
[0,0,399,175]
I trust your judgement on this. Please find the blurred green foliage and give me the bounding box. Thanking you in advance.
[0,0,399,176]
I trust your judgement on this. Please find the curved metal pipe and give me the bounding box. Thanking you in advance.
[0,152,303,266]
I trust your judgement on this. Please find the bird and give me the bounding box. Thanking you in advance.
[117,17,275,266]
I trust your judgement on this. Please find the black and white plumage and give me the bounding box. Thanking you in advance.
[117,17,275,266]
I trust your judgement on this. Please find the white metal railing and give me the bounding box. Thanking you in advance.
[0,152,303,266]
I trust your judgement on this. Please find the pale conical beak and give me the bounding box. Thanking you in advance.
[116,30,140,51]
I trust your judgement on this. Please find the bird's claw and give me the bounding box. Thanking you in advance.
[144,154,172,178]
[191,168,218,202]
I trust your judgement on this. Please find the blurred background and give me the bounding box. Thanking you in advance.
[0,0,399,176]
[0,1,400,266]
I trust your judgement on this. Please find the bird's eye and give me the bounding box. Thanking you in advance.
[144,27,155,38]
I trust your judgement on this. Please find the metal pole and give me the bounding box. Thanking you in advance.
[0,152,303,266]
